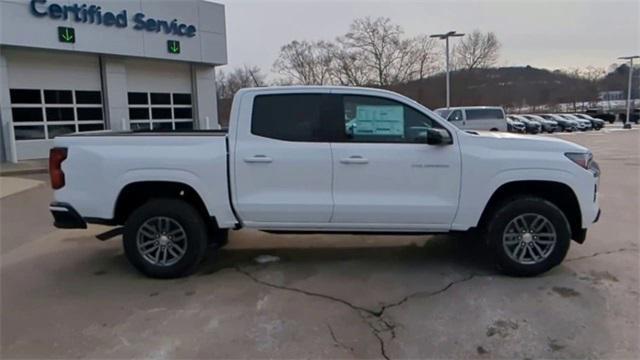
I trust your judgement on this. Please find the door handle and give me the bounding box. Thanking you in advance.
[244,155,273,163]
[340,156,369,165]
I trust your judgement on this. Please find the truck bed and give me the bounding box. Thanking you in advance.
[51,130,237,228]
[61,129,228,137]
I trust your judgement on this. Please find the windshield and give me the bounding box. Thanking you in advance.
[527,115,546,121]
[435,109,452,118]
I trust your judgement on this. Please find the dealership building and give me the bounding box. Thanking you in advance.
[0,0,227,162]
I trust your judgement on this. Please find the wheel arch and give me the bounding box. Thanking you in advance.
[477,180,583,242]
[113,181,215,227]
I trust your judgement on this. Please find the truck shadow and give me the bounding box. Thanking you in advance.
[198,233,497,277]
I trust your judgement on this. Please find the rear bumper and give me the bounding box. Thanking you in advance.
[50,202,87,229]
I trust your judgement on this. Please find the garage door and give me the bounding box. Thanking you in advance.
[5,49,103,160]
[125,59,194,131]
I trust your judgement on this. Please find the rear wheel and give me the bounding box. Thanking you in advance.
[123,199,208,278]
[486,197,571,276]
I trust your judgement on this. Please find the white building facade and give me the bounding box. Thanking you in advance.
[0,0,227,162]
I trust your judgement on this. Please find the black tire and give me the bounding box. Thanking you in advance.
[123,198,208,278]
[486,196,571,277]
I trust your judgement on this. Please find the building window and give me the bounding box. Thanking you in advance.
[10,89,105,141]
[128,92,193,131]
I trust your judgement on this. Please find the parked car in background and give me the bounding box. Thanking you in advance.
[586,110,616,124]
[560,114,592,131]
[508,115,541,134]
[506,117,526,133]
[574,114,605,130]
[618,109,639,124]
[540,114,578,132]
[435,106,508,132]
[522,114,558,133]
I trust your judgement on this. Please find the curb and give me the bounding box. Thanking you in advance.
[0,168,49,177]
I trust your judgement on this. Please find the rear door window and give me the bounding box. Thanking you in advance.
[251,94,336,142]
[465,109,504,120]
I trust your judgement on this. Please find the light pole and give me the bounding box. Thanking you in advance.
[618,55,639,129]
[431,31,464,109]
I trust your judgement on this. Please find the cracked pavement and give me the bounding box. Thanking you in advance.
[2,130,639,358]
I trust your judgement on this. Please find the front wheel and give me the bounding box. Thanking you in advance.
[123,199,208,278]
[486,197,571,277]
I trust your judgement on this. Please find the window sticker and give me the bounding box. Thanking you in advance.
[350,105,404,136]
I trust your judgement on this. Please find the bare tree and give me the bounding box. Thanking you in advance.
[216,65,266,99]
[409,34,440,80]
[341,17,410,86]
[455,30,501,70]
[579,66,606,83]
[273,40,335,85]
[328,44,371,86]
[272,17,440,87]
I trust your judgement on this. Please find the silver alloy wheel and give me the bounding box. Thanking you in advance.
[136,216,188,267]
[502,213,557,265]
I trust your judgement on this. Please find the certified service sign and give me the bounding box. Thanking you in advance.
[29,0,197,37]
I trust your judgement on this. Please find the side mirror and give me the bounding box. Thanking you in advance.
[419,128,451,145]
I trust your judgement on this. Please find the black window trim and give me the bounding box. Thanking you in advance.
[249,92,453,144]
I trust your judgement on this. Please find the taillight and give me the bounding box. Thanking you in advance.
[49,147,68,190]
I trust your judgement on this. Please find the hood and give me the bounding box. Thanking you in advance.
[463,131,588,152]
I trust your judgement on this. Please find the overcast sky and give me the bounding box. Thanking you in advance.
[214,0,639,79]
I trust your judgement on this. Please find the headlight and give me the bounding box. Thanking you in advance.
[565,152,593,170]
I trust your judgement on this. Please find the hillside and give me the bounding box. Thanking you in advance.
[217,65,633,125]
[390,66,599,111]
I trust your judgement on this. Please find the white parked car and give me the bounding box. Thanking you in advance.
[506,117,526,133]
[573,114,605,130]
[49,86,601,278]
[560,114,592,131]
[435,106,508,132]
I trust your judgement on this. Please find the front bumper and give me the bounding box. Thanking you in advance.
[526,126,541,134]
[50,202,87,229]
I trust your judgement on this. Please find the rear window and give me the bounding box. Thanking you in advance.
[251,94,328,142]
[465,109,505,120]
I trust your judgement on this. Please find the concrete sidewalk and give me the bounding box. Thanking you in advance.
[0,176,45,199]
[0,159,48,176]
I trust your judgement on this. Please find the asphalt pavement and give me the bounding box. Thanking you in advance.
[1,129,638,359]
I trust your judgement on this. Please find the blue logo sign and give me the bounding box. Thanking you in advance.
[30,0,197,38]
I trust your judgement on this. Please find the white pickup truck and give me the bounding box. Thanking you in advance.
[49,86,601,278]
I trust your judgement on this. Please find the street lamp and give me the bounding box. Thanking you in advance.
[618,55,639,129]
[431,31,464,108]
